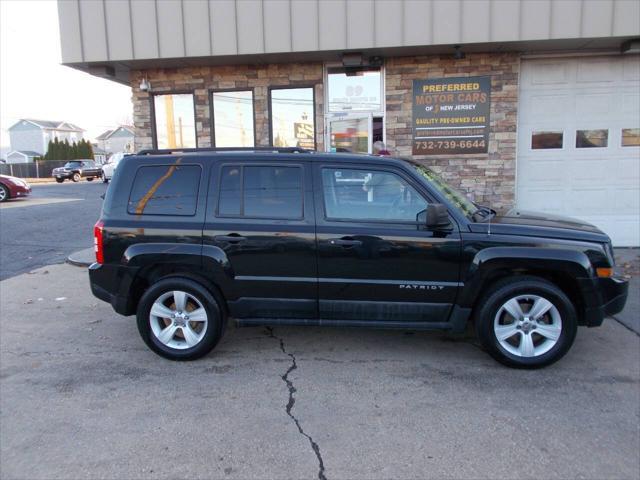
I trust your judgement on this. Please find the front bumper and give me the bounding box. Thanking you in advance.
[583,276,629,327]
[11,184,31,197]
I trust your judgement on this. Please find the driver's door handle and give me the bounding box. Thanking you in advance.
[215,234,247,243]
[328,237,362,247]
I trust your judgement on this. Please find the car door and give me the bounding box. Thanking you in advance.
[202,160,317,320]
[313,162,461,325]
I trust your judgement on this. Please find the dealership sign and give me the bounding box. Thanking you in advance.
[412,76,491,155]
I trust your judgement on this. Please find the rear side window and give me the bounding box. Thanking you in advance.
[128,164,201,216]
[217,165,303,219]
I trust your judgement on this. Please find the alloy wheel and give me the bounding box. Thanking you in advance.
[493,294,562,358]
[149,290,208,350]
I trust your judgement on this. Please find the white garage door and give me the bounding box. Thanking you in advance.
[517,56,640,246]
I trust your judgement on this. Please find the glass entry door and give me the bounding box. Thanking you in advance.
[326,114,372,154]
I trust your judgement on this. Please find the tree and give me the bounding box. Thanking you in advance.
[44,140,54,160]
[86,140,95,159]
[71,141,79,159]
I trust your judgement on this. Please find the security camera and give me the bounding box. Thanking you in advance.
[139,78,151,91]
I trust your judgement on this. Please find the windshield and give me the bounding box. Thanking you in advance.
[64,162,82,168]
[411,164,478,218]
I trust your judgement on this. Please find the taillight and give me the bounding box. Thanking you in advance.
[94,219,104,264]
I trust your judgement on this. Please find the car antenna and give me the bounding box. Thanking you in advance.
[486,183,492,237]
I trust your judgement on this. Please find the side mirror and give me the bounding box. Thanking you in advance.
[419,203,450,229]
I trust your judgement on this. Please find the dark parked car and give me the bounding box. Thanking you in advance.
[89,148,628,368]
[0,174,31,202]
[52,160,102,182]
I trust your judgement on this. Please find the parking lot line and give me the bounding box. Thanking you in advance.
[0,198,83,209]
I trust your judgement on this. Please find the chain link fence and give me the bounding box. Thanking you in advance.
[0,161,70,179]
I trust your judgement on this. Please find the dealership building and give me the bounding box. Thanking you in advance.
[58,0,639,245]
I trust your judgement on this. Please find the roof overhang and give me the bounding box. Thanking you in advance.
[62,36,638,86]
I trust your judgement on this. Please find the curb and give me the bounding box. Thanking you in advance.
[66,248,94,267]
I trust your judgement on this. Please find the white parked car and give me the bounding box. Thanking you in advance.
[101,152,131,183]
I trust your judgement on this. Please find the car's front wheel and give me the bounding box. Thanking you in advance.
[475,276,577,368]
[0,184,9,202]
[136,278,225,360]
[55,178,64,183]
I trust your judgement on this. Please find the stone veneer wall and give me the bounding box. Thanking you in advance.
[131,52,519,210]
[131,63,324,152]
[385,53,520,211]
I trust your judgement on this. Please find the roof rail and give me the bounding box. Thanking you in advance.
[136,147,314,155]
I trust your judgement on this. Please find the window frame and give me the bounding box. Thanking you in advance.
[149,91,199,150]
[209,88,256,148]
[318,164,434,226]
[127,163,202,217]
[215,162,305,221]
[268,85,317,150]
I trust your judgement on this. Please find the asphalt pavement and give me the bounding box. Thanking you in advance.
[0,181,105,280]
[1,263,639,480]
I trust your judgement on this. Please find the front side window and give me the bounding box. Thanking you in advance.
[270,88,315,148]
[321,168,427,222]
[327,66,382,112]
[217,165,303,219]
[128,164,201,216]
[153,94,197,149]
[212,90,255,147]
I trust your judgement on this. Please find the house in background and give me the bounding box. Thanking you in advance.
[6,150,40,164]
[95,126,135,154]
[8,119,85,159]
[92,145,108,164]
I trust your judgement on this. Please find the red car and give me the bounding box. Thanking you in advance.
[0,174,32,202]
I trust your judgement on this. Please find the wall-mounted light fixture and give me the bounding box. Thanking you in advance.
[139,77,151,92]
[621,39,640,54]
[342,52,363,67]
[453,45,465,60]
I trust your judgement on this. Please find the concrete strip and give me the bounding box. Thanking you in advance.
[1,264,638,479]
[0,197,83,209]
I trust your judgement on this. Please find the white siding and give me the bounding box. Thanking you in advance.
[59,0,640,64]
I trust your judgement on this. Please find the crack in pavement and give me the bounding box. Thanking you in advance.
[265,327,327,480]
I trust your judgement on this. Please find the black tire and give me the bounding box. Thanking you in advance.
[87,177,94,182]
[474,276,577,369]
[55,178,64,183]
[72,173,81,182]
[0,184,9,202]
[136,278,225,361]
[102,176,109,183]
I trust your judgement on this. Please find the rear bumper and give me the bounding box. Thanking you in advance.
[89,262,138,316]
[583,276,629,327]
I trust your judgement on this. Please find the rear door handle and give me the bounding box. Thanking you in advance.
[328,238,362,247]
[214,234,247,243]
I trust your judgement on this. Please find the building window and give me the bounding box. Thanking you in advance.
[269,87,315,149]
[212,90,255,147]
[127,164,201,216]
[576,129,608,148]
[622,128,640,147]
[326,66,382,112]
[217,165,303,219]
[531,131,563,149]
[153,93,197,149]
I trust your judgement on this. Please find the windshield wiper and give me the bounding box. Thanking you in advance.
[472,204,496,222]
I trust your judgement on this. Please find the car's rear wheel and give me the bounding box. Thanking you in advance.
[0,184,9,202]
[72,173,80,182]
[136,278,225,360]
[55,178,64,183]
[87,177,94,182]
[475,276,577,368]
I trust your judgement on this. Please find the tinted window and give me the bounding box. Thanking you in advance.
[322,168,427,222]
[65,162,81,168]
[217,165,303,219]
[218,166,241,216]
[128,164,201,216]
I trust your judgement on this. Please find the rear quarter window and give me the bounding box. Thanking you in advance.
[127,164,201,216]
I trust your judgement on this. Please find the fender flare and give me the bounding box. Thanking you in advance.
[457,246,595,308]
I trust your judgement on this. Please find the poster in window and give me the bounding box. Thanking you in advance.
[412,76,491,155]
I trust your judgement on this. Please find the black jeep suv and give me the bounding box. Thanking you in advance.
[89,148,628,368]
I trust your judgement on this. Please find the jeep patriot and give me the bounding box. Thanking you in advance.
[89,148,628,368]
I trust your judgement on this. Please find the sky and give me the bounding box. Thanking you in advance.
[0,0,132,149]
